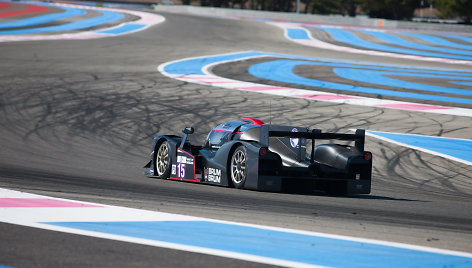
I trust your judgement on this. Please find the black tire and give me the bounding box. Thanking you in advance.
[154,141,171,179]
[230,145,247,189]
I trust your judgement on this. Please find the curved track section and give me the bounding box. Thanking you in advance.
[1,7,472,267]
[270,22,472,66]
[159,51,472,116]
[0,1,164,41]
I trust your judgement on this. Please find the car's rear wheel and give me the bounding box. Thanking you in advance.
[230,146,247,189]
[154,141,171,179]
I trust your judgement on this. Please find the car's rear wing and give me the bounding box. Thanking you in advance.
[259,125,365,151]
[268,129,365,151]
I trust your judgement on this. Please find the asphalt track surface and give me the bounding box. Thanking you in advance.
[1,6,472,267]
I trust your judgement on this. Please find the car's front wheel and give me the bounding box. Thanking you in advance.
[154,141,171,179]
[230,146,247,189]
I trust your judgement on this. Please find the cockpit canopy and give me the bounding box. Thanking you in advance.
[204,118,264,149]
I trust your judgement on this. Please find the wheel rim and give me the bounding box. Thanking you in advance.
[156,143,169,175]
[231,150,246,184]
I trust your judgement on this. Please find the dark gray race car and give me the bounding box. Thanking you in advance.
[144,117,372,195]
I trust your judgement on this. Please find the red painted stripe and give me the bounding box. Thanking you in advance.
[213,129,233,133]
[0,3,48,18]
[178,148,194,157]
[170,177,200,182]
[0,2,12,10]
[241,117,265,125]
[0,198,102,207]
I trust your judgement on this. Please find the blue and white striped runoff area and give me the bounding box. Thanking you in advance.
[1,188,472,267]
[0,1,165,41]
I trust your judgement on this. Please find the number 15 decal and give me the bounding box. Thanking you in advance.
[177,163,186,178]
[171,148,197,181]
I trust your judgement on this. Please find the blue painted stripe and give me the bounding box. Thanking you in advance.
[97,23,145,34]
[399,33,472,51]
[360,30,472,56]
[248,59,472,105]
[314,26,472,61]
[450,81,472,86]
[163,51,472,104]
[164,50,472,76]
[163,51,266,75]
[367,131,472,164]
[0,6,86,29]
[0,9,124,35]
[45,221,472,268]
[286,28,311,40]
[271,57,472,76]
[332,68,472,96]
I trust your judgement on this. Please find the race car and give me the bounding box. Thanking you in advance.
[144,117,372,195]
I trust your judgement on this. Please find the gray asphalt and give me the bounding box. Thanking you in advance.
[1,10,472,267]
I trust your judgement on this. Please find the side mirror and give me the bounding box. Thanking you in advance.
[182,127,194,135]
[180,127,194,149]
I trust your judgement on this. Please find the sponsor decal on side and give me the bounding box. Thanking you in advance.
[177,155,194,165]
[205,167,221,183]
[290,128,299,148]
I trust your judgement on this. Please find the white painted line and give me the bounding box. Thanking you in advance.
[364,131,472,166]
[26,222,326,268]
[2,187,472,260]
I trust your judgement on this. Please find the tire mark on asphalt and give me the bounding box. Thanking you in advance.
[2,70,471,196]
